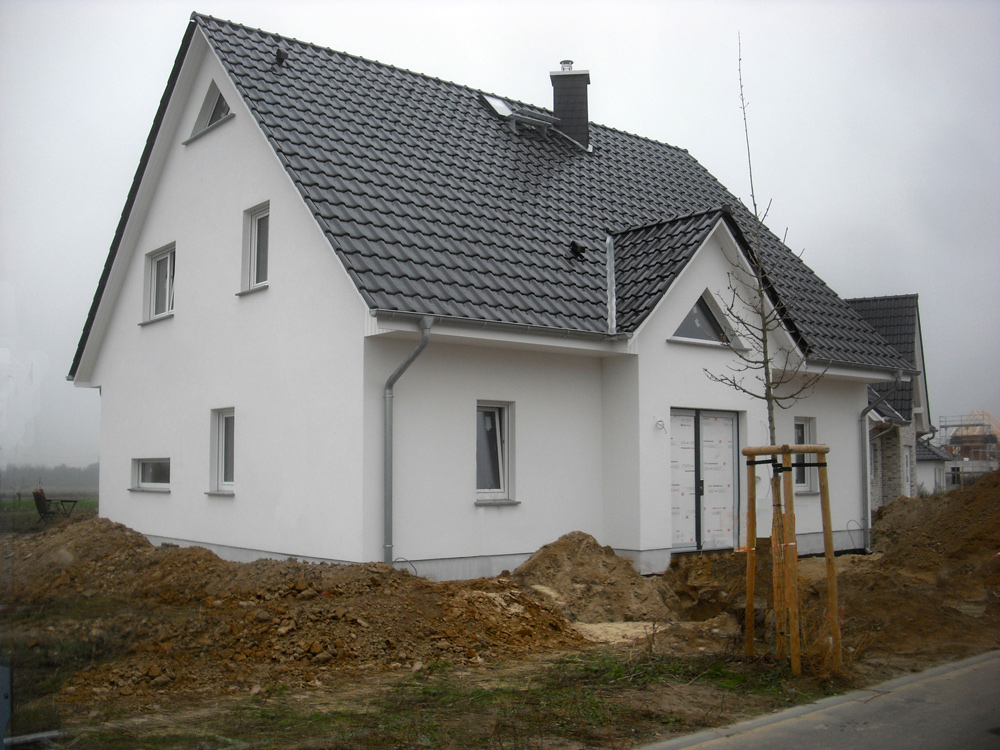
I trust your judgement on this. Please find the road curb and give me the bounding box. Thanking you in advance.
[638,649,1000,750]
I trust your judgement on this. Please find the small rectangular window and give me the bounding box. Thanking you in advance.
[793,417,817,492]
[145,245,175,320]
[212,408,235,492]
[241,203,270,293]
[477,402,512,501]
[134,459,170,490]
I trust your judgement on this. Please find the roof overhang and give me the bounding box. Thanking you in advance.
[367,309,631,357]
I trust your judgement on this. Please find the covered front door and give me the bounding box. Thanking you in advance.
[670,409,739,551]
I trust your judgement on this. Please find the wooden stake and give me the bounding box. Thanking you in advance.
[818,459,842,667]
[745,460,757,658]
[770,469,786,662]
[782,452,801,676]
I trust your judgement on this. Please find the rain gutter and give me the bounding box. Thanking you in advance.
[383,316,435,564]
[371,309,631,342]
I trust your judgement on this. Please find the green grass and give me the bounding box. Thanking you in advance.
[0,497,98,532]
[50,647,832,749]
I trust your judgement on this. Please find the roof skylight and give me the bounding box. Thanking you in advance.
[482,94,514,118]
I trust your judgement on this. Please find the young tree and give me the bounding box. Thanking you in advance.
[705,37,825,445]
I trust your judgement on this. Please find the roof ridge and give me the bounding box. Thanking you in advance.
[845,293,919,303]
[613,206,729,237]
[192,13,692,157]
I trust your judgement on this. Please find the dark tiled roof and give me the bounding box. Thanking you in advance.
[613,209,740,332]
[68,14,915,377]
[868,385,907,423]
[916,439,952,462]
[848,295,919,417]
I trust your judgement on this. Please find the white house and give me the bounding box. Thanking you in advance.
[69,14,914,579]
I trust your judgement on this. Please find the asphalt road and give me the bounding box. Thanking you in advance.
[642,650,1000,750]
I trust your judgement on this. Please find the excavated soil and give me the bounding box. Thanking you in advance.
[2,472,998,738]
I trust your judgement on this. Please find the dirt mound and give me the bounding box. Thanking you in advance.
[513,531,677,622]
[1,518,582,706]
[873,471,1000,572]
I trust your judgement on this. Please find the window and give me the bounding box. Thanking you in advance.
[211,408,235,493]
[188,81,233,140]
[240,203,270,293]
[144,245,175,321]
[672,292,739,346]
[133,459,170,490]
[793,417,817,492]
[476,402,512,502]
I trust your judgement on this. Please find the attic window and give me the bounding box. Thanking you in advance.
[674,296,729,344]
[480,93,558,134]
[187,81,233,142]
[483,94,514,118]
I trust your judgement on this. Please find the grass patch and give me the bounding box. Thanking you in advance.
[0,497,98,532]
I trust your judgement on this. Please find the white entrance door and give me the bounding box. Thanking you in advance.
[670,409,738,551]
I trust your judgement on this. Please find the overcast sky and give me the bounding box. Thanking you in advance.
[1,0,997,469]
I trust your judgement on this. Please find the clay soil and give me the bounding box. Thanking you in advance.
[2,474,998,748]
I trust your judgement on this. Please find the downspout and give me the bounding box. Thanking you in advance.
[858,370,902,553]
[605,234,617,335]
[384,316,435,564]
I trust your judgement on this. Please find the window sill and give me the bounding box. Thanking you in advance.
[205,490,235,497]
[474,498,520,507]
[182,112,235,145]
[128,487,170,493]
[139,313,174,327]
[668,336,729,349]
[236,283,269,297]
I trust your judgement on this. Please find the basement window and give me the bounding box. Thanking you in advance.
[132,459,171,492]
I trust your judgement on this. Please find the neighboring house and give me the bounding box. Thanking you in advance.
[847,294,932,507]
[69,14,913,579]
[939,411,1000,486]
[915,439,953,495]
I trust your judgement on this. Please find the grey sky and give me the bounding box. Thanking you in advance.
[1,0,997,468]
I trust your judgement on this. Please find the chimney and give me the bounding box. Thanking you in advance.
[550,60,591,149]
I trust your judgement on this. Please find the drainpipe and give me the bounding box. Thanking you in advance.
[384,316,435,564]
[858,370,902,553]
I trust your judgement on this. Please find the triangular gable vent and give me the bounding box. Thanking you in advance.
[189,81,232,139]
[674,295,729,344]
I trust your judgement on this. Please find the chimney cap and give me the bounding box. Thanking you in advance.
[560,60,573,71]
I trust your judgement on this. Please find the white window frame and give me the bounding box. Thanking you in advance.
[143,245,175,322]
[132,458,171,491]
[239,202,270,294]
[793,417,818,493]
[210,408,235,494]
[476,401,514,503]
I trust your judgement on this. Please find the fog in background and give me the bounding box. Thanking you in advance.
[1,0,998,468]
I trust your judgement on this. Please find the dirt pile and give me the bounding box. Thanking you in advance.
[1,518,582,706]
[513,531,678,623]
[823,472,1000,660]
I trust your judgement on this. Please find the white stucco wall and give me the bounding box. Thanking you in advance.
[362,335,608,578]
[83,33,371,561]
[628,225,871,561]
